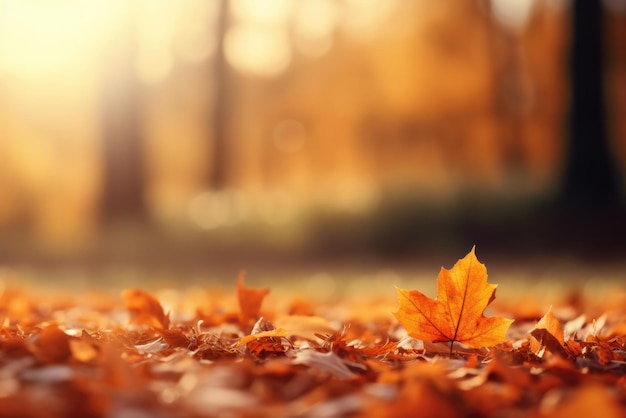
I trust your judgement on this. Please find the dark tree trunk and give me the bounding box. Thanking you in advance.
[561,0,620,208]
[100,7,146,225]
[541,0,626,259]
[209,0,232,190]
[101,81,145,224]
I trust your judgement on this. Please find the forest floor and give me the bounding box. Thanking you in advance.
[1,240,625,417]
[1,200,625,417]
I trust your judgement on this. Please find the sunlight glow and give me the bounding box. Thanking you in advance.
[135,49,174,85]
[175,1,219,64]
[188,188,297,229]
[340,0,398,42]
[231,0,292,25]
[135,0,179,83]
[188,191,232,230]
[225,24,291,77]
[491,0,537,32]
[0,0,114,75]
[293,0,337,58]
[227,0,293,77]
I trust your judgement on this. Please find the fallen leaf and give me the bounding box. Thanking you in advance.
[237,271,269,326]
[69,338,99,363]
[292,350,357,379]
[563,314,586,340]
[367,361,461,418]
[535,310,564,344]
[156,328,192,348]
[530,309,565,357]
[564,339,583,358]
[542,384,623,418]
[236,328,287,347]
[273,315,337,340]
[591,343,613,366]
[122,289,170,329]
[530,329,568,358]
[30,325,72,364]
[356,341,399,357]
[4,254,626,417]
[394,247,513,353]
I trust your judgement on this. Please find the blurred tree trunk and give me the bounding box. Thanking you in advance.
[100,6,147,225]
[101,78,146,224]
[209,0,232,190]
[561,0,620,208]
[485,12,526,177]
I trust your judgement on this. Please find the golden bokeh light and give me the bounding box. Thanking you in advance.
[188,191,232,230]
[134,0,179,83]
[340,0,399,41]
[0,0,622,260]
[0,0,115,76]
[225,24,291,78]
[293,0,337,58]
[175,0,219,65]
[490,0,537,31]
[231,0,292,25]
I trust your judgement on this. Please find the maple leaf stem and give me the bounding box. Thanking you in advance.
[449,341,453,358]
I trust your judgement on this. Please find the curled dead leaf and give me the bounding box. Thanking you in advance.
[530,309,566,357]
[122,289,170,329]
[236,328,288,347]
[273,315,337,341]
[237,271,269,327]
[30,325,72,364]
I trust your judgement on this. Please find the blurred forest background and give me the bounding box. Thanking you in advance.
[0,0,625,288]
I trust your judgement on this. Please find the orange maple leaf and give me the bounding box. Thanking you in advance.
[394,247,513,354]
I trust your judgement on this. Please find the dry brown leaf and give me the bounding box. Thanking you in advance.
[69,338,99,363]
[530,309,565,357]
[292,350,357,379]
[237,271,269,326]
[530,329,568,358]
[273,315,337,340]
[2,251,626,417]
[122,288,170,329]
[156,327,192,348]
[236,328,288,347]
[542,384,623,418]
[30,324,73,364]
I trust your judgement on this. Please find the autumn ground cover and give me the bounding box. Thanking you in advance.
[0,249,625,417]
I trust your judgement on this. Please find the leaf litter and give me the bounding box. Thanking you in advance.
[0,250,625,417]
